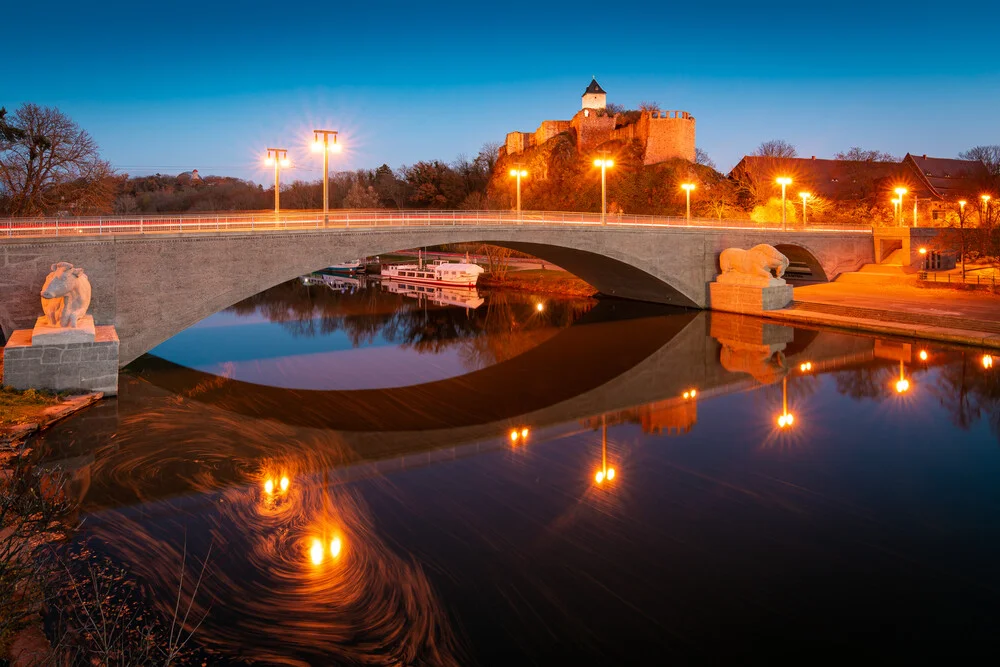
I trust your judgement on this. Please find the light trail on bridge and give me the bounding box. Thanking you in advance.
[2,208,873,238]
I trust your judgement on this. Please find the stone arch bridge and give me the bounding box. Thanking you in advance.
[0,220,874,365]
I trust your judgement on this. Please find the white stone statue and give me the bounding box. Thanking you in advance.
[718,244,790,286]
[40,262,92,328]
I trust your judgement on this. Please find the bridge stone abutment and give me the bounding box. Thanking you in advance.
[0,225,873,366]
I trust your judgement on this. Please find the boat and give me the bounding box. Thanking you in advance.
[382,257,484,288]
[382,280,485,309]
[326,259,365,273]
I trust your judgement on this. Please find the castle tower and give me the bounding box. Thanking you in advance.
[582,78,607,110]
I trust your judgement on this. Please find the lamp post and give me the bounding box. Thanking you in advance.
[799,192,811,226]
[776,177,792,230]
[509,166,527,223]
[311,130,340,227]
[982,194,992,226]
[265,148,290,217]
[681,183,695,223]
[913,197,919,228]
[894,187,907,226]
[594,153,614,226]
[958,199,967,278]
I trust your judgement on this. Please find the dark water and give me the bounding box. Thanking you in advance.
[34,274,1000,664]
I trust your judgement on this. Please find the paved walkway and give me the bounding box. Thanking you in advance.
[765,282,1000,348]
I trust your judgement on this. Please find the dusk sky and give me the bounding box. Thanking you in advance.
[8,0,999,182]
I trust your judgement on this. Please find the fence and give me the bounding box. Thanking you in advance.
[2,209,873,239]
[919,271,998,288]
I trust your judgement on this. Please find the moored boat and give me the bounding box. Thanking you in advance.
[326,259,365,273]
[382,259,484,288]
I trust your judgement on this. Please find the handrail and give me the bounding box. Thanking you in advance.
[1,209,874,239]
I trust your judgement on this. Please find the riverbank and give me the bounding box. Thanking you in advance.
[765,282,1000,350]
[479,270,598,297]
[0,351,104,450]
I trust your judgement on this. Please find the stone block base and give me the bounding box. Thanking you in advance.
[709,282,793,314]
[2,326,119,395]
[31,315,96,345]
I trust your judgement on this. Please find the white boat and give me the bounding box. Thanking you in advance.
[382,259,484,288]
[326,259,364,273]
[383,281,485,309]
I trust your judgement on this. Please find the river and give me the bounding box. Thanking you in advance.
[33,273,1000,664]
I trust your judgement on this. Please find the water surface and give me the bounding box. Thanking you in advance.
[36,275,1000,663]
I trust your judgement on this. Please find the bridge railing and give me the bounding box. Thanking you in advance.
[2,209,873,238]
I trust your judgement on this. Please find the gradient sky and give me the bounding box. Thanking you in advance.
[7,0,999,182]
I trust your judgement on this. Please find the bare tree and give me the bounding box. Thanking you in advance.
[0,103,115,216]
[694,148,716,169]
[638,101,661,112]
[835,147,898,162]
[959,145,1000,176]
[754,139,798,158]
[342,181,381,208]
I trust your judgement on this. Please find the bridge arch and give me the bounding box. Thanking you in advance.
[774,243,830,282]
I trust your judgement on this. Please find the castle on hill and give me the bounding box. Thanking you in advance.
[502,79,696,165]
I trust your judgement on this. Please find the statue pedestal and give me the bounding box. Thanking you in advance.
[709,281,793,314]
[30,315,96,345]
[2,324,119,396]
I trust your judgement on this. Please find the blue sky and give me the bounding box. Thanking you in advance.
[7,0,999,181]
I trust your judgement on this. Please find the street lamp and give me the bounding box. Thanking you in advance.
[982,194,992,226]
[311,130,340,227]
[799,192,811,225]
[594,153,614,226]
[265,148,290,217]
[509,166,527,222]
[959,199,968,278]
[776,177,792,230]
[894,187,907,226]
[681,183,695,223]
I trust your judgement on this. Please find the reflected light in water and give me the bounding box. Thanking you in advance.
[280,476,290,492]
[985,354,994,369]
[895,360,911,393]
[799,361,813,372]
[330,537,343,559]
[521,427,529,439]
[776,376,796,429]
[264,479,274,494]
[510,430,519,442]
[682,388,697,399]
[919,350,928,362]
[310,538,324,565]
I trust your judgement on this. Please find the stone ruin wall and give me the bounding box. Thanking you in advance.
[534,120,571,147]
[643,111,696,164]
[570,113,615,153]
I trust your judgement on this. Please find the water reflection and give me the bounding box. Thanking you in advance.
[30,278,1000,663]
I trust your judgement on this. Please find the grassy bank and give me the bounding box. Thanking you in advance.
[0,387,61,429]
[480,270,598,297]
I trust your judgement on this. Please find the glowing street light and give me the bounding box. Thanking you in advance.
[982,194,993,226]
[681,183,695,223]
[776,376,795,428]
[776,177,792,230]
[535,302,544,312]
[594,153,614,226]
[799,361,813,372]
[311,130,340,227]
[265,148,290,217]
[799,192,811,225]
[959,199,968,278]
[894,187,908,226]
[509,166,527,222]
[919,349,928,362]
[984,354,994,370]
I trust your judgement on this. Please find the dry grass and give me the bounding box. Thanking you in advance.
[0,387,61,428]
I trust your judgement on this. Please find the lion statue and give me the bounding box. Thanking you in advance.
[719,244,789,280]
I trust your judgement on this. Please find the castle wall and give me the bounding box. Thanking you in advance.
[571,111,615,153]
[643,111,696,165]
[534,120,571,147]
[505,131,533,156]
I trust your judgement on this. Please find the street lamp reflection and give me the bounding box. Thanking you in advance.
[594,415,616,485]
[894,360,910,393]
[776,376,795,428]
[984,354,994,369]
[919,350,928,362]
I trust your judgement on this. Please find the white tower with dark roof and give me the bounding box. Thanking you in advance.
[582,78,607,110]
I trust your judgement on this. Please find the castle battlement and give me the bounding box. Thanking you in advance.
[503,80,696,166]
